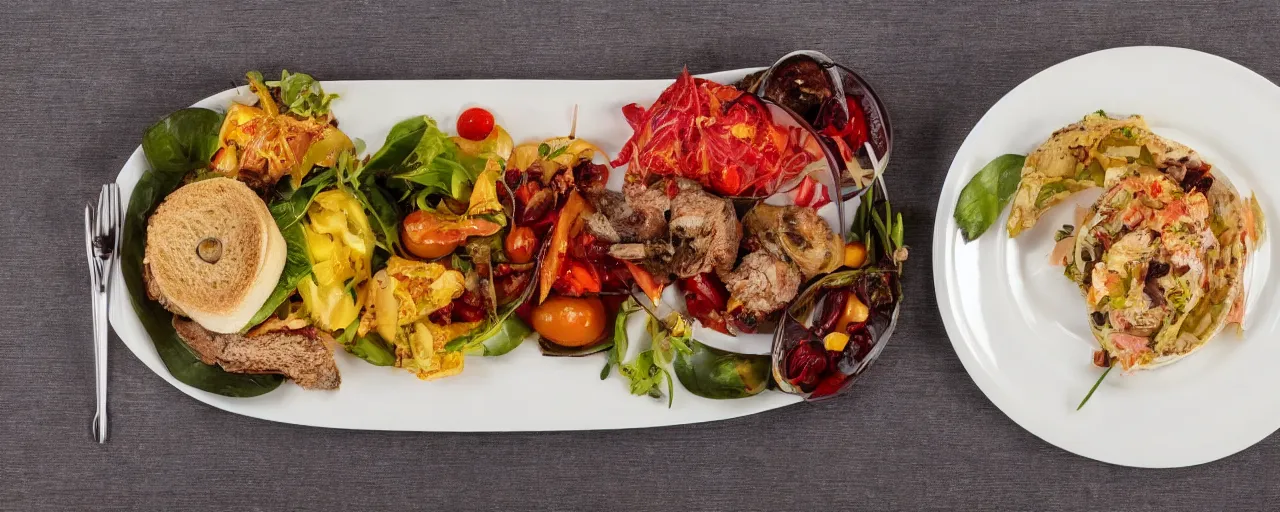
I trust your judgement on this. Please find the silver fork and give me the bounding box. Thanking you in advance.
[85,183,120,443]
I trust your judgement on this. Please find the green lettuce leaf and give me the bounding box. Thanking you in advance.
[364,115,480,204]
[348,332,396,366]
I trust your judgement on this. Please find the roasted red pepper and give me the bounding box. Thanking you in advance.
[792,175,831,209]
[817,94,869,151]
[552,259,602,297]
[539,191,589,303]
[622,260,664,304]
[809,370,849,399]
[679,273,731,334]
[612,69,821,197]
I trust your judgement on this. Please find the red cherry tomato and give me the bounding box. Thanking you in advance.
[457,107,495,141]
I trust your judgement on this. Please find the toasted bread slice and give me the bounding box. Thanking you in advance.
[144,177,286,333]
[173,317,340,390]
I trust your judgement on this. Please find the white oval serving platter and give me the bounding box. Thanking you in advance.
[109,69,870,431]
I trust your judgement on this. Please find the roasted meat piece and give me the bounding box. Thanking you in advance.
[669,179,741,278]
[724,250,802,315]
[582,181,670,243]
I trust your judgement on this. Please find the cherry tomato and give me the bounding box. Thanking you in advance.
[457,107,495,141]
[531,295,606,347]
[504,226,537,264]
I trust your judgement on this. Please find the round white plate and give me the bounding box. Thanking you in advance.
[933,46,1280,468]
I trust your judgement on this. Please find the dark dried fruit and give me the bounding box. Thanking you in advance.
[813,288,849,334]
[520,188,556,225]
[452,301,486,323]
[784,340,829,392]
[847,328,873,361]
[494,271,533,306]
[1091,311,1106,326]
[1147,261,1171,279]
[428,302,454,325]
[504,168,524,189]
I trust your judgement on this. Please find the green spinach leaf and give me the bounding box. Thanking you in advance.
[673,340,771,399]
[954,154,1025,241]
[241,189,314,331]
[142,108,223,175]
[347,332,396,367]
[364,115,479,204]
[120,108,283,397]
[364,116,435,174]
[464,316,533,357]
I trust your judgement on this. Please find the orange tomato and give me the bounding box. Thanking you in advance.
[504,226,537,264]
[531,295,606,347]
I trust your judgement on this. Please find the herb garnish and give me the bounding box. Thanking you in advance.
[601,297,642,379]
[1076,365,1113,410]
[1054,224,1075,242]
[953,154,1026,241]
[546,144,569,160]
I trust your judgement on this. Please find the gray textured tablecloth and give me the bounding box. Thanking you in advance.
[5,1,1280,510]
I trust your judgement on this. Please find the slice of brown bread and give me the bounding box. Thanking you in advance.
[173,316,341,390]
[145,177,286,333]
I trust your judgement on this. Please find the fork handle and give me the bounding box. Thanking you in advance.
[91,278,109,443]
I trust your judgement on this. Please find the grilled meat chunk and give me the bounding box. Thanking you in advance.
[724,250,802,315]
[669,179,741,278]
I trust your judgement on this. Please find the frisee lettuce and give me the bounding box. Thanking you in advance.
[268,70,339,118]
